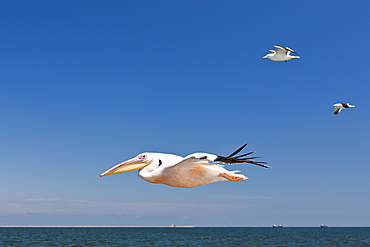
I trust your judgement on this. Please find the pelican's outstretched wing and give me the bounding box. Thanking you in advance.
[181,143,269,168]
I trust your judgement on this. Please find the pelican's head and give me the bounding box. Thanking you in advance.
[100,153,154,177]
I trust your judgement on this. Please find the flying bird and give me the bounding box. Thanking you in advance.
[100,143,269,188]
[263,45,300,62]
[333,103,355,115]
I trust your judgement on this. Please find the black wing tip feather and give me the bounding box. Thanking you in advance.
[215,143,270,168]
[227,143,248,158]
[283,46,299,55]
[290,50,299,55]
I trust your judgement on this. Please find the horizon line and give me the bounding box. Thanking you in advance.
[1,225,370,228]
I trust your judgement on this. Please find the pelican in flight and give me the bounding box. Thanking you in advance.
[333,103,355,115]
[263,45,300,62]
[100,144,269,188]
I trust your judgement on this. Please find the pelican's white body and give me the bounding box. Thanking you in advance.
[101,152,248,188]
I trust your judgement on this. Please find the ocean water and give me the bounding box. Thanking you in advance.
[1,227,370,246]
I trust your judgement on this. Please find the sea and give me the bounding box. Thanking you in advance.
[1,227,370,246]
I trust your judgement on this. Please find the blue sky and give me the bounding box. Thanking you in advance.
[1,1,369,226]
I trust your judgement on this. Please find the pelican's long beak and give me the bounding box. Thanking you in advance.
[100,158,151,177]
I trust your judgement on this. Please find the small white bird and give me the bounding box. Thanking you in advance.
[263,45,300,62]
[333,103,355,115]
[100,143,269,188]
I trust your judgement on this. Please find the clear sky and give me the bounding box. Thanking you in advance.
[1,1,369,227]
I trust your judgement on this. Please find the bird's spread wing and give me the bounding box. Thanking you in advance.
[274,45,299,55]
[214,143,270,168]
[274,45,289,55]
[284,46,299,55]
[174,143,269,169]
[334,107,341,115]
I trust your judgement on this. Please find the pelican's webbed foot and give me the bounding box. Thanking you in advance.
[218,173,248,181]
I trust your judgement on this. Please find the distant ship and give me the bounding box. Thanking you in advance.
[320,224,328,228]
[171,224,176,227]
[272,225,283,228]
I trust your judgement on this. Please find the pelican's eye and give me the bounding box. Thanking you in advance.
[138,154,147,160]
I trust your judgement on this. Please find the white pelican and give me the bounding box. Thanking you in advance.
[100,144,269,188]
[263,45,300,62]
[333,103,355,115]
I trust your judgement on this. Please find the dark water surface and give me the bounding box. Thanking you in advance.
[1,227,370,246]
